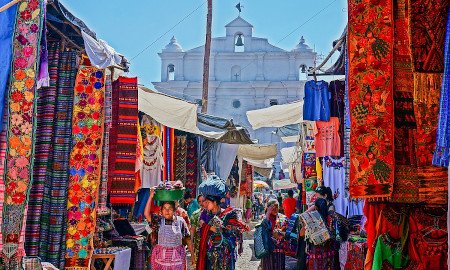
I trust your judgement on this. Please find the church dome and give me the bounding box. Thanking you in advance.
[292,36,313,53]
[163,36,183,52]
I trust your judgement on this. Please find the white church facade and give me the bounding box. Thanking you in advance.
[153,16,316,161]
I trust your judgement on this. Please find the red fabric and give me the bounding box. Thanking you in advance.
[348,0,395,199]
[282,197,297,219]
[363,203,385,270]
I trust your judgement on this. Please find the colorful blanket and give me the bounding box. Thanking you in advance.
[409,0,448,73]
[65,64,105,269]
[25,41,60,257]
[391,0,420,203]
[98,74,112,210]
[42,50,77,268]
[1,0,44,267]
[413,73,448,205]
[109,76,138,205]
[185,136,198,196]
[348,0,395,199]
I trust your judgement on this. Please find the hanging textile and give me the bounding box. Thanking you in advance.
[109,76,138,205]
[348,0,394,199]
[140,115,164,189]
[40,50,77,269]
[413,73,448,205]
[0,99,7,260]
[314,117,341,157]
[329,80,345,156]
[433,9,450,167]
[185,136,198,196]
[98,74,112,211]
[162,126,175,181]
[409,0,448,73]
[174,136,187,182]
[1,0,44,267]
[65,63,106,269]
[303,80,331,121]
[0,0,17,134]
[36,5,48,89]
[25,41,60,257]
[409,207,448,270]
[322,157,347,216]
[391,0,420,203]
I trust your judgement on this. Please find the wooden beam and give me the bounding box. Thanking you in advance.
[47,21,83,51]
[0,0,20,13]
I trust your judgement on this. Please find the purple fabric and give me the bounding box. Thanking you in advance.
[37,6,49,89]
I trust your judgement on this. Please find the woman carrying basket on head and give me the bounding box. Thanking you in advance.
[144,186,194,270]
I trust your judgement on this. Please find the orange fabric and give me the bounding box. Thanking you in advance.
[314,117,341,157]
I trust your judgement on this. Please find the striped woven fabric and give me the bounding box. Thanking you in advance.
[39,51,77,269]
[174,136,187,182]
[98,74,113,210]
[109,76,138,205]
[25,41,60,257]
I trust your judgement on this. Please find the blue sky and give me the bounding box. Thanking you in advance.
[61,0,347,88]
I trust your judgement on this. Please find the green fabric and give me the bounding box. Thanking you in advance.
[245,198,252,209]
[372,234,409,270]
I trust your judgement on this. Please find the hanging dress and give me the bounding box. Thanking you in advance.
[303,80,331,121]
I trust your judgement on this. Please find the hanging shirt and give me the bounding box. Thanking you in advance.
[322,156,348,216]
[314,117,341,157]
[303,80,331,121]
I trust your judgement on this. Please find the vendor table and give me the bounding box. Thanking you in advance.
[90,247,131,270]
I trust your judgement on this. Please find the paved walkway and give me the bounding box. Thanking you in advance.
[188,220,298,270]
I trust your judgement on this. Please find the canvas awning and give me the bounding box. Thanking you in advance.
[272,179,297,190]
[246,101,303,129]
[237,144,277,160]
[138,87,252,144]
[281,146,301,164]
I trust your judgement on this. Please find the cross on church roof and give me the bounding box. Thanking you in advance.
[235,2,243,15]
[234,73,240,81]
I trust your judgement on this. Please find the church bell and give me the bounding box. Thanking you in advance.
[235,34,244,46]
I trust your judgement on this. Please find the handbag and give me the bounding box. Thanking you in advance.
[300,210,330,245]
[253,220,273,259]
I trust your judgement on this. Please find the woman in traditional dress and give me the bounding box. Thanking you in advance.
[260,199,288,270]
[144,189,194,270]
[196,194,249,270]
[304,186,340,270]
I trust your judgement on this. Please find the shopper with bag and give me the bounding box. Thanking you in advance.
[256,199,287,270]
[300,186,340,270]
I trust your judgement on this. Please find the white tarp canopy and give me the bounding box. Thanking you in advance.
[281,135,300,143]
[246,101,303,130]
[272,179,297,190]
[237,144,278,160]
[138,88,227,140]
[244,158,274,169]
[281,146,301,164]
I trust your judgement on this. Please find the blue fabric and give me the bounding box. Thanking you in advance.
[303,80,331,121]
[133,188,150,219]
[186,199,200,217]
[198,179,228,198]
[433,8,450,167]
[0,1,17,134]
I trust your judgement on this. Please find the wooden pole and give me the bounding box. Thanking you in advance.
[0,0,20,13]
[201,0,213,113]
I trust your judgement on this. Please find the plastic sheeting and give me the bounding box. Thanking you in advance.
[281,146,301,164]
[246,101,303,129]
[82,31,123,69]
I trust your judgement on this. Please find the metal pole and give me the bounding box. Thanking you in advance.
[201,0,212,113]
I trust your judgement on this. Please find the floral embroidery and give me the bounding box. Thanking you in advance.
[64,65,105,268]
[1,0,43,266]
[348,0,395,198]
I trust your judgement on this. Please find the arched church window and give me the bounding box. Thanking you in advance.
[234,33,244,52]
[231,65,241,81]
[167,64,175,81]
[270,99,278,106]
[299,64,308,80]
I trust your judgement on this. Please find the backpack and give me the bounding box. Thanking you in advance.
[300,210,331,245]
[253,220,274,259]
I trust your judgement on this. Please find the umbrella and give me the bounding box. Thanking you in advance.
[253,180,269,189]
[272,179,297,190]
